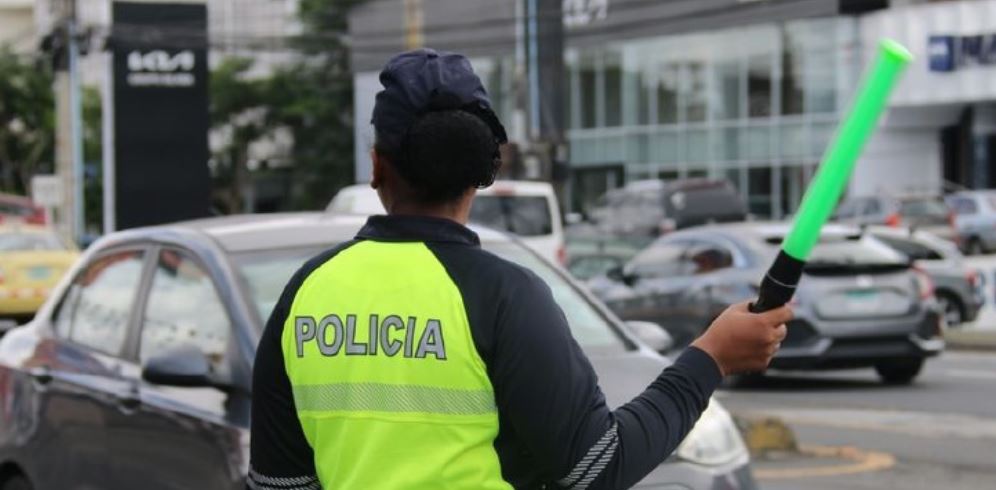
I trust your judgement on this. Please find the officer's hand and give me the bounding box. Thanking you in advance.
[691,301,792,376]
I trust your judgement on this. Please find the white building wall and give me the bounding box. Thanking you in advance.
[354,71,380,183]
[852,127,941,197]
[0,0,36,53]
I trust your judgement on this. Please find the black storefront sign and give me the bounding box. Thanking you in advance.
[110,1,210,229]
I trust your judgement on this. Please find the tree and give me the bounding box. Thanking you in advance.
[0,48,54,196]
[266,0,365,210]
[210,57,273,214]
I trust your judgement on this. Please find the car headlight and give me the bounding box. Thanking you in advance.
[675,399,749,466]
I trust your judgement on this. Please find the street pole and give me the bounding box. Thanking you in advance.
[403,0,424,49]
[102,49,116,234]
[68,12,85,243]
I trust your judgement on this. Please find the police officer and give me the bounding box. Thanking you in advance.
[248,49,791,490]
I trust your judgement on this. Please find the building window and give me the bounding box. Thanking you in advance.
[748,54,773,118]
[714,60,742,121]
[657,63,679,124]
[580,54,598,129]
[604,52,623,127]
[683,62,707,123]
[748,166,773,217]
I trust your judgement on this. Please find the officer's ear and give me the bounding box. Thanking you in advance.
[370,149,384,189]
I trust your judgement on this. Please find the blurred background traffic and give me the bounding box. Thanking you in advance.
[2,0,996,489]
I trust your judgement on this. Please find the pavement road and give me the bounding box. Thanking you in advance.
[719,351,996,490]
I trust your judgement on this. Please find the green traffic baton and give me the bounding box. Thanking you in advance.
[750,39,914,313]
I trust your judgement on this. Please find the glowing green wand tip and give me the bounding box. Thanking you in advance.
[751,39,913,313]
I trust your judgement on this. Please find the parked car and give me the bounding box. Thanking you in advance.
[867,226,982,328]
[0,213,756,490]
[0,225,78,331]
[327,180,567,264]
[586,179,747,238]
[833,195,957,243]
[945,190,996,255]
[589,222,944,384]
[0,194,45,226]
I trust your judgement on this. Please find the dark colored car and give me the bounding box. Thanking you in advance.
[586,179,748,238]
[0,213,756,490]
[868,226,983,327]
[833,195,957,244]
[0,194,45,226]
[588,222,944,384]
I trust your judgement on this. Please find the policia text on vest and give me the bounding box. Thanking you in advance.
[294,314,446,360]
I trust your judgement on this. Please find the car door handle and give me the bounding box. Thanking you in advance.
[28,366,53,387]
[115,386,142,412]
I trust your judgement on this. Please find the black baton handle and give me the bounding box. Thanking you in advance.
[749,250,805,313]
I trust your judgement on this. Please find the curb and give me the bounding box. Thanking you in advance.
[733,414,798,456]
[945,328,996,351]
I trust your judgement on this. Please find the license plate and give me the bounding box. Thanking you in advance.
[26,266,51,280]
[844,289,880,312]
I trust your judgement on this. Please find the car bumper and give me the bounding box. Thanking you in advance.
[637,458,757,489]
[770,312,944,370]
[0,288,48,316]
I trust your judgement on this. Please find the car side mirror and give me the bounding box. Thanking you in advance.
[607,265,637,286]
[142,344,224,389]
[625,321,675,352]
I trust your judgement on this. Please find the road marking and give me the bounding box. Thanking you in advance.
[742,408,996,441]
[754,445,896,480]
[943,368,996,380]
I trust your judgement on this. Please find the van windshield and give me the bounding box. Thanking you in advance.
[470,195,553,236]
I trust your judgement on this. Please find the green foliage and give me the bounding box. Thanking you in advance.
[0,48,54,196]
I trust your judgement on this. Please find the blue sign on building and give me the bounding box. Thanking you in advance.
[929,33,996,72]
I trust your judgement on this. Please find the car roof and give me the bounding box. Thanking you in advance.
[478,180,555,196]
[102,212,514,254]
[671,221,862,242]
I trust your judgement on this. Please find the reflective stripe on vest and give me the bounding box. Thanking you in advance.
[282,241,511,490]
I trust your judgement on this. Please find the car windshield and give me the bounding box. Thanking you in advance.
[0,231,65,252]
[469,195,552,236]
[234,241,628,353]
[900,199,949,219]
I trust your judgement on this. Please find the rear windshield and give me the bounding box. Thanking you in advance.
[664,186,746,225]
[899,199,949,218]
[470,195,553,237]
[760,235,906,266]
[0,231,65,252]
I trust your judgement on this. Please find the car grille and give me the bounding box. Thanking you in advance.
[783,319,820,348]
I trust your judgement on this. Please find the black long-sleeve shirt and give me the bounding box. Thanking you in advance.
[249,215,722,489]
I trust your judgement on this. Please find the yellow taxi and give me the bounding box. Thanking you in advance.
[0,225,79,326]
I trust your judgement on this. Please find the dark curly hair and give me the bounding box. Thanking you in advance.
[375,110,501,204]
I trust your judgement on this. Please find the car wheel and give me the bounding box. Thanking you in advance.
[875,359,924,385]
[1,476,33,490]
[936,292,965,328]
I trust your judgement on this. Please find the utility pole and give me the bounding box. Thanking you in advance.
[403,0,424,49]
[51,0,85,244]
[522,0,566,182]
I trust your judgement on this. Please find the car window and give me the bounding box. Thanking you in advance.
[873,234,943,261]
[139,249,231,371]
[54,250,146,355]
[469,195,553,236]
[900,199,949,218]
[684,240,735,275]
[234,247,321,320]
[568,255,624,281]
[864,198,882,215]
[834,200,858,219]
[486,243,628,353]
[0,231,65,251]
[626,240,693,278]
[948,197,978,215]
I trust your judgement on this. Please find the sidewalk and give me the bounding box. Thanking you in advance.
[946,326,996,351]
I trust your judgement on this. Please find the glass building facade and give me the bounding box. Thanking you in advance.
[470,17,859,218]
[565,17,859,218]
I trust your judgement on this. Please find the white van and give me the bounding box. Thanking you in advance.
[326,181,566,264]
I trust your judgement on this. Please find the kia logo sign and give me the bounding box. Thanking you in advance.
[125,50,196,87]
